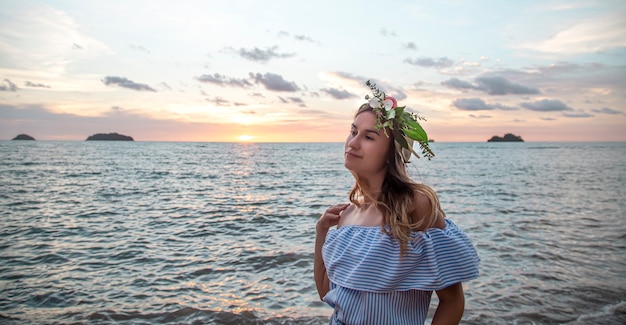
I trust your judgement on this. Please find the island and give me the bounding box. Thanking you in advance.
[86,133,134,141]
[487,133,524,142]
[12,134,36,140]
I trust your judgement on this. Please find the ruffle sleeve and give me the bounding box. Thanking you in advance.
[322,218,480,293]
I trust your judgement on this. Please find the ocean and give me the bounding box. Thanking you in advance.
[1,141,625,324]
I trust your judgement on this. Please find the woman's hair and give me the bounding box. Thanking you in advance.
[349,104,445,256]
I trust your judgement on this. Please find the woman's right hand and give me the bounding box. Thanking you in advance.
[317,203,349,231]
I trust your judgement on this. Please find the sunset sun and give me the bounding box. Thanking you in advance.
[238,134,255,142]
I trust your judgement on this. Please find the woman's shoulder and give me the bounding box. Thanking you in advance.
[410,186,445,230]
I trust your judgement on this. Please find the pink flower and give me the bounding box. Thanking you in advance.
[383,96,397,111]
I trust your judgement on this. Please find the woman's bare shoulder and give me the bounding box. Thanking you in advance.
[337,203,355,227]
[411,190,445,230]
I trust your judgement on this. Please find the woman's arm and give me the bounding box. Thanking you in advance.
[314,223,331,300]
[432,282,465,325]
[314,203,349,300]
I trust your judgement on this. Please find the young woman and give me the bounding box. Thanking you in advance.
[314,81,479,324]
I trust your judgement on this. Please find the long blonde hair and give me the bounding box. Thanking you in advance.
[348,104,444,256]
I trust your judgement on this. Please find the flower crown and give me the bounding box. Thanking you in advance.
[364,80,435,160]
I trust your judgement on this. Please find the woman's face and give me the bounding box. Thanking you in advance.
[344,111,391,176]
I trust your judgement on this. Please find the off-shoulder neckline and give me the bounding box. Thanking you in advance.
[336,224,381,229]
[333,218,453,233]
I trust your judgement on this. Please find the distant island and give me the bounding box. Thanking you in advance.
[86,133,134,141]
[12,134,36,140]
[488,133,524,142]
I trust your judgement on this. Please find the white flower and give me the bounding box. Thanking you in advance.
[383,98,395,111]
[369,97,382,109]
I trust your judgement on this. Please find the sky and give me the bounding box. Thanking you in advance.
[1,0,625,142]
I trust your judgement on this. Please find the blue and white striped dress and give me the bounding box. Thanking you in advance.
[322,218,480,325]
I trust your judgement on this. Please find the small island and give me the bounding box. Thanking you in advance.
[86,132,134,141]
[12,134,36,140]
[487,133,524,142]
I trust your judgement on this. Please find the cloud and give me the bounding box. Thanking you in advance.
[237,46,296,63]
[0,6,112,73]
[404,42,418,50]
[294,34,315,42]
[404,57,454,68]
[535,62,582,74]
[160,82,172,90]
[321,88,357,100]
[469,114,492,119]
[323,72,408,101]
[206,96,229,106]
[0,79,18,91]
[453,98,517,111]
[492,62,626,91]
[562,111,593,118]
[592,107,623,115]
[277,30,319,43]
[196,73,253,88]
[442,76,541,95]
[287,97,304,103]
[24,81,51,88]
[520,99,573,112]
[541,117,557,121]
[299,109,327,116]
[475,76,541,95]
[279,96,304,103]
[454,98,489,111]
[250,73,300,92]
[441,78,475,90]
[328,71,360,81]
[461,60,481,68]
[102,76,156,92]
[278,96,306,107]
[130,44,150,53]
[515,9,626,54]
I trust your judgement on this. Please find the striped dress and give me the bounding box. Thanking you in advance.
[322,218,480,325]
